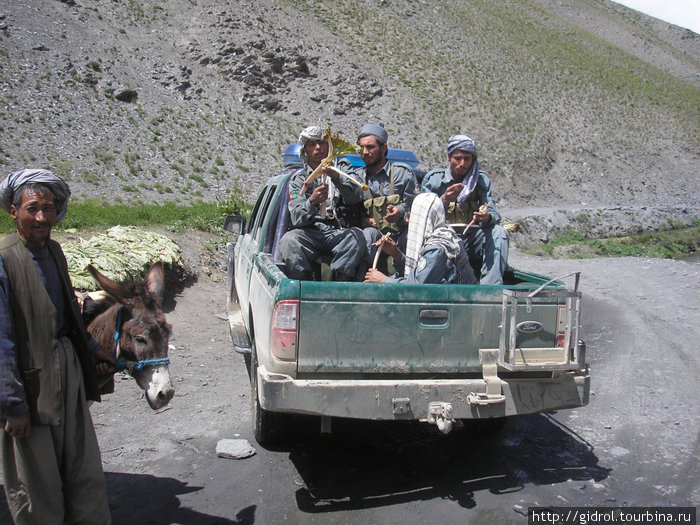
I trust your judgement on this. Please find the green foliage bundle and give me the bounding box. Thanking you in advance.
[63,225,183,290]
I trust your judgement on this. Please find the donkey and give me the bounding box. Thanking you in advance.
[84,262,175,410]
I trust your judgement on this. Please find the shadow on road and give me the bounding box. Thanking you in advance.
[288,412,610,513]
[1,473,255,525]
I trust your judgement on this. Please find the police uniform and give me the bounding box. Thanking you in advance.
[421,167,509,285]
[387,244,459,284]
[340,158,418,271]
[279,165,367,280]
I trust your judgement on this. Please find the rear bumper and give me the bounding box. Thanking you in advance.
[257,366,590,420]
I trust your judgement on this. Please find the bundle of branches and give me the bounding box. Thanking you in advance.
[63,226,183,291]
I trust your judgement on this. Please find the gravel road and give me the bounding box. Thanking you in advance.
[0,239,698,524]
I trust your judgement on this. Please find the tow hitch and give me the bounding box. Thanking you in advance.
[427,402,454,434]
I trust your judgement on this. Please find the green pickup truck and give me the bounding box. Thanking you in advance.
[224,154,589,445]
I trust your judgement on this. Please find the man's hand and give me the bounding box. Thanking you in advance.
[324,165,340,182]
[362,217,377,228]
[4,413,31,438]
[472,204,490,224]
[372,235,402,260]
[309,183,329,207]
[94,347,116,376]
[441,183,464,204]
[364,268,388,283]
[384,204,400,224]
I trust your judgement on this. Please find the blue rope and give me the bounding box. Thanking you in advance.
[113,308,125,371]
[132,357,171,371]
[113,307,122,351]
[114,357,129,373]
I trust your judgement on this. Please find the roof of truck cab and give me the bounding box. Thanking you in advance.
[282,143,420,169]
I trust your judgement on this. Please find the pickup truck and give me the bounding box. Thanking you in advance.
[224,149,589,445]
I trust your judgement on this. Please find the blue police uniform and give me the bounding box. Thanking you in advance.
[279,165,367,281]
[386,244,460,284]
[421,167,509,285]
[339,159,418,271]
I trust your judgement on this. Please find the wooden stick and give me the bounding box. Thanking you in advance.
[325,165,369,192]
[372,233,391,269]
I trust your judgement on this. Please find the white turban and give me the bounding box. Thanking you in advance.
[298,126,324,165]
[0,169,71,222]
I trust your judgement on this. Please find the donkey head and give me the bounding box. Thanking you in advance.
[87,262,175,409]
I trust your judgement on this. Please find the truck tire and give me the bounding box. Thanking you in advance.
[250,346,289,446]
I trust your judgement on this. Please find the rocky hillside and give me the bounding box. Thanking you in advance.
[0,0,698,238]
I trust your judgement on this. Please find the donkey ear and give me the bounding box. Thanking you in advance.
[87,265,129,303]
[144,261,165,305]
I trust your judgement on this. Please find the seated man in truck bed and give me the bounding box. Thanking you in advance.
[364,193,476,285]
[278,126,367,281]
[338,123,418,274]
[421,134,509,285]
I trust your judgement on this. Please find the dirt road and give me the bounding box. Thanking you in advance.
[0,235,697,524]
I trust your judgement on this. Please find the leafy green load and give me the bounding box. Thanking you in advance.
[328,128,362,158]
[63,226,183,291]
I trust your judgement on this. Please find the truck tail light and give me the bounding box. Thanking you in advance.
[271,300,298,361]
[555,304,567,347]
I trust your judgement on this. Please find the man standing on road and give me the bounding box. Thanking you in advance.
[279,126,367,281]
[421,134,509,285]
[339,124,418,273]
[0,169,112,525]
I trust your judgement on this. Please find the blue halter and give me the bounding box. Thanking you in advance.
[113,307,170,373]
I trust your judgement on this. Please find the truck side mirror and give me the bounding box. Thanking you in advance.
[223,215,246,234]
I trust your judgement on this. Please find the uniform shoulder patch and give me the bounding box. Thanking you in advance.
[417,257,428,272]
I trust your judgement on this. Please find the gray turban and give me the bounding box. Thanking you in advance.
[298,126,324,165]
[358,123,388,145]
[0,169,71,223]
[446,134,478,157]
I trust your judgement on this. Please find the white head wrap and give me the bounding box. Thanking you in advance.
[298,126,324,165]
[0,169,71,223]
[404,193,462,274]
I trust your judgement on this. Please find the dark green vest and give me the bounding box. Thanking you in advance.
[0,233,100,425]
[445,194,481,226]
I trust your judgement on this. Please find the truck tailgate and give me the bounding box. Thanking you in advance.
[296,281,561,375]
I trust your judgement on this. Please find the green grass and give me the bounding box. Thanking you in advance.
[525,221,700,259]
[0,191,251,234]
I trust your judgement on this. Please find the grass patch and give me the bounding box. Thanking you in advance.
[525,221,700,259]
[0,191,251,234]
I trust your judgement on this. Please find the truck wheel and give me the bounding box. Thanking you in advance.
[243,351,252,377]
[250,347,289,446]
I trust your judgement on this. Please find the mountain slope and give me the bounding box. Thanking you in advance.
[0,0,697,224]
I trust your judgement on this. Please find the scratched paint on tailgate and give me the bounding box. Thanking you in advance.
[296,282,559,374]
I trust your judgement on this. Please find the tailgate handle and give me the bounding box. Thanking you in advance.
[419,309,448,326]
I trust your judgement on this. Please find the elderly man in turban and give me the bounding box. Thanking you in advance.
[278,126,367,281]
[420,135,509,285]
[337,123,418,274]
[0,169,112,524]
